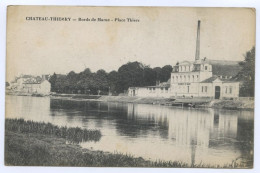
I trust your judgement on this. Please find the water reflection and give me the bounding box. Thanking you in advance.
[5,96,254,166]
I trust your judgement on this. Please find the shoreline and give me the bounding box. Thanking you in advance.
[6,93,254,111]
[50,94,254,111]
[5,124,248,168]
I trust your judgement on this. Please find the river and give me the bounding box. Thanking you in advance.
[5,95,254,166]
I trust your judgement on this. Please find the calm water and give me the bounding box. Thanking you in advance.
[6,95,254,166]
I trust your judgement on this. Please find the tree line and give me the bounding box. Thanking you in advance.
[49,61,173,95]
[48,46,255,97]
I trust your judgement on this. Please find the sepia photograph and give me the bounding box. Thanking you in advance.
[4,6,255,168]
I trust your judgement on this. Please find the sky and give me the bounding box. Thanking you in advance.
[6,6,255,82]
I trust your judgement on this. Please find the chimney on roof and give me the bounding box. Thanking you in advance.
[195,20,200,61]
[42,75,46,81]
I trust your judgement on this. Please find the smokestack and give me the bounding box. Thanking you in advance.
[195,20,200,61]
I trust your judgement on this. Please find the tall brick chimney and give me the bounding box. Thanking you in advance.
[195,20,200,61]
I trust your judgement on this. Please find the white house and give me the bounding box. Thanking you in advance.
[22,80,51,95]
[9,75,51,95]
[170,58,240,99]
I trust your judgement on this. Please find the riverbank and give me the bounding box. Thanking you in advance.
[5,119,249,168]
[50,94,254,110]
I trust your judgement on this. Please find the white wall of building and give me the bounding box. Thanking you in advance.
[38,80,51,95]
[128,87,171,98]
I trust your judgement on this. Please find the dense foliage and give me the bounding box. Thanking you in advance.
[49,61,172,95]
[236,47,255,97]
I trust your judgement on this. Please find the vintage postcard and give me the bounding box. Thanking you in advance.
[5,6,255,168]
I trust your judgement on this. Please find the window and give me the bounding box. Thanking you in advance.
[197,75,199,81]
[165,88,168,93]
[225,87,228,94]
[201,86,207,93]
[184,75,186,81]
[188,75,190,81]
[192,75,194,82]
[229,87,232,94]
[172,76,174,82]
[184,66,186,71]
[205,66,207,70]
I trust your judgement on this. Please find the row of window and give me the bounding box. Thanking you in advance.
[201,86,233,94]
[179,66,192,72]
[148,88,169,93]
[172,74,199,82]
[171,85,234,94]
[175,65,210,72]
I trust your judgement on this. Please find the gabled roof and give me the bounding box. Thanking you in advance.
[200,76,237,83]
[200,76,219,83]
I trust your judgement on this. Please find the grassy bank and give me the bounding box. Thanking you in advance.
[5,119,101,144]
[5,119,248,168]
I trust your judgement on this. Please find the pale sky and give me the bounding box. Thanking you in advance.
[6,6,255,82]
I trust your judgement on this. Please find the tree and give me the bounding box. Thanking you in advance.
[49,73,57,92]
[159,65,173,82]
[108,71,119,95]
[66,71,78,93]
[117,61,146,93]
[237,46,255,97]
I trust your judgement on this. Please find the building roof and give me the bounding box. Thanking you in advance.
[178,61,193,65]
[212,63,241,77]
[176,58,241,77]
[200,76,219,83]
[200,75,238,83]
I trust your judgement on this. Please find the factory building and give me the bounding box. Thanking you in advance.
[128,20,240,99]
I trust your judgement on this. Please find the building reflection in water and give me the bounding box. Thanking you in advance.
[127,103,239,165]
